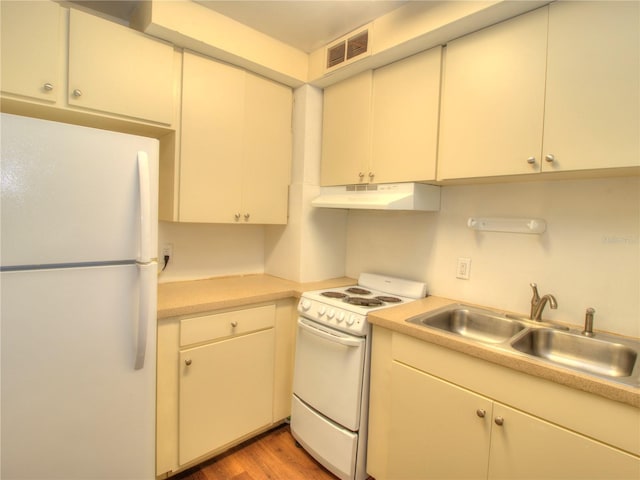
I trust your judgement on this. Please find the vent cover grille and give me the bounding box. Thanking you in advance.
[326,27,369,70]
[347,30,368,60]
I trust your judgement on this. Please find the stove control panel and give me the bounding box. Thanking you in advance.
[298,298,368,336]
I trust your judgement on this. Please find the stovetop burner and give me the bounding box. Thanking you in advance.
[376,295,402,303]
[345,287,371,295]
[320,291,348,299]
[346,296,384,307]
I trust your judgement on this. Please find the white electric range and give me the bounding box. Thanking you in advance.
[291,273,427,480]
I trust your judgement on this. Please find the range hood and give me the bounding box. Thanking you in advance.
[311,183,441,211]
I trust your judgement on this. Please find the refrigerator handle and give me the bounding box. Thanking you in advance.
[135,263,154,370]
[137,152,152,264]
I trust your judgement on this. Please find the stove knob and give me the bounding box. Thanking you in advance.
[336,312,345,323]
[318,306,326,316]
[346,315,356,326]
[301,300,311,311]
[327,309,335,319]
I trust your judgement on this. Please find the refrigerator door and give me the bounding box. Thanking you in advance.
[0,264,157,479]
[0,113,159,267]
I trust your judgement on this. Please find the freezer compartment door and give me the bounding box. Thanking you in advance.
[291,395,358,480]
[0,264,156,479]
[0,113,158,267]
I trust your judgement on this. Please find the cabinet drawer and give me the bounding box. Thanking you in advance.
[180,304,275,346]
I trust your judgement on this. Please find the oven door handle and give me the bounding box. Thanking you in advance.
[298,319,363,347]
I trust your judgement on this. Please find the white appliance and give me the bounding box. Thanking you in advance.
[0,113,159,479]
[291,273,427,480]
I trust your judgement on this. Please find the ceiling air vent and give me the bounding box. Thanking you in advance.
[325,26,370,72]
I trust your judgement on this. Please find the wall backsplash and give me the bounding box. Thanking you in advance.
[157,221,265,283]
[346,176,640,338]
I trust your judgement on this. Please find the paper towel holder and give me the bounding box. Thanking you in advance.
[467,217,546,234]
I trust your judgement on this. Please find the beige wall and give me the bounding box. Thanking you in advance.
[346,176,640,337]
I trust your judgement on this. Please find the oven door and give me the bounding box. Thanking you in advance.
[293,317,366,431]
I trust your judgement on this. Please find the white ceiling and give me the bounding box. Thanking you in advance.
[72,1,412,53]
[195,1,409,53]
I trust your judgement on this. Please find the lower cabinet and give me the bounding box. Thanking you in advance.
[368,327,640,480]
[157,300,296,477]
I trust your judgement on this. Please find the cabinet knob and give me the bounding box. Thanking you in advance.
[234,213,241,221]
[244,213,250,221]
[231,321,238,328]
[185,359,192,366]
[494,416,504,426]
[476,409,486,418]
[72,89,82,97]
[544,154,555,163]
[43,82,54,92]
[526,156,536,165]
[358,172,365,180]
[368,172,375,181]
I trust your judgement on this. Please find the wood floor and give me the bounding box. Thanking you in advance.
[173,423,340,480]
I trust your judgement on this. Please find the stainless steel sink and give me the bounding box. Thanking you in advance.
[406,304,640,387]
[407,305,527,344]
[512,328,638,379]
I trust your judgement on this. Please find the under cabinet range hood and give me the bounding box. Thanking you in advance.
[311,183,441,211]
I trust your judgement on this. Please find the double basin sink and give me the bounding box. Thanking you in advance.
[406,304,640,388]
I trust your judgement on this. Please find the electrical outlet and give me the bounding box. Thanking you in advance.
[456,257,471,280]
[162,243,173,259]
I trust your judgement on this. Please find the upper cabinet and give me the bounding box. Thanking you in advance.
[542,1,639,172]
[68,9,175,125]
[438,2,640,181]
[168,51,292,224]
[1,1,177,130]
[1,1,63,104]
[320,47,442,186]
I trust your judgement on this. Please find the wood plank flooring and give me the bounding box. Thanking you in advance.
[172,424,340,480]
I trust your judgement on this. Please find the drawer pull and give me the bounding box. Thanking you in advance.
[231,321,238,328]
[185,359,192,366]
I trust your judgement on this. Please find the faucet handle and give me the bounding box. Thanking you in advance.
[582,308,595,337]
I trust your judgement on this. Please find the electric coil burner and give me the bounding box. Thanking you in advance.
[291,273,427,480]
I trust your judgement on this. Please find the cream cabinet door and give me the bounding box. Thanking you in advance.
[321,71,372,186]
[68,9,174,125]
[242,73,292,224]
[179,51,245,223]
[488,403,640,479]
[542,1,640,172]
[1,1,63,103]
[178,329,275,465]
[371,47,441,184]
[438,7,548,180]
[387,362,492,479]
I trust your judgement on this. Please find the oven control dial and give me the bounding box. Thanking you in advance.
[318,306,326,316]
[346,315,356,326]
[327,308,335,319]
[300,299,311,311]
[336,311,345,323]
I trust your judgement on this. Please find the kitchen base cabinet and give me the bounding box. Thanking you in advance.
[179,328,274,464]
[156,299,296,477]
[367,327,640,480]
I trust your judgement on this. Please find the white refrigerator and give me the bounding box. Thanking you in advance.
[0,113,158,479]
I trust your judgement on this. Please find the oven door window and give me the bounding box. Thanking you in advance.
[293,318,366,431]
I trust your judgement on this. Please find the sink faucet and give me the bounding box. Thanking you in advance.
[582,308,596,337]
[529,283,558,321]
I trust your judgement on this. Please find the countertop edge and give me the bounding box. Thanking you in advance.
[368,297,640,409]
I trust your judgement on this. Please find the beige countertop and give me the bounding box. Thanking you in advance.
[368,296,640,408]
[158,276,638,408]
[157,274,354,319]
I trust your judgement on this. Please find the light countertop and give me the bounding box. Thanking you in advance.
[368,296,640,408]
[157,274,354,319]
[157,275,638,408]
